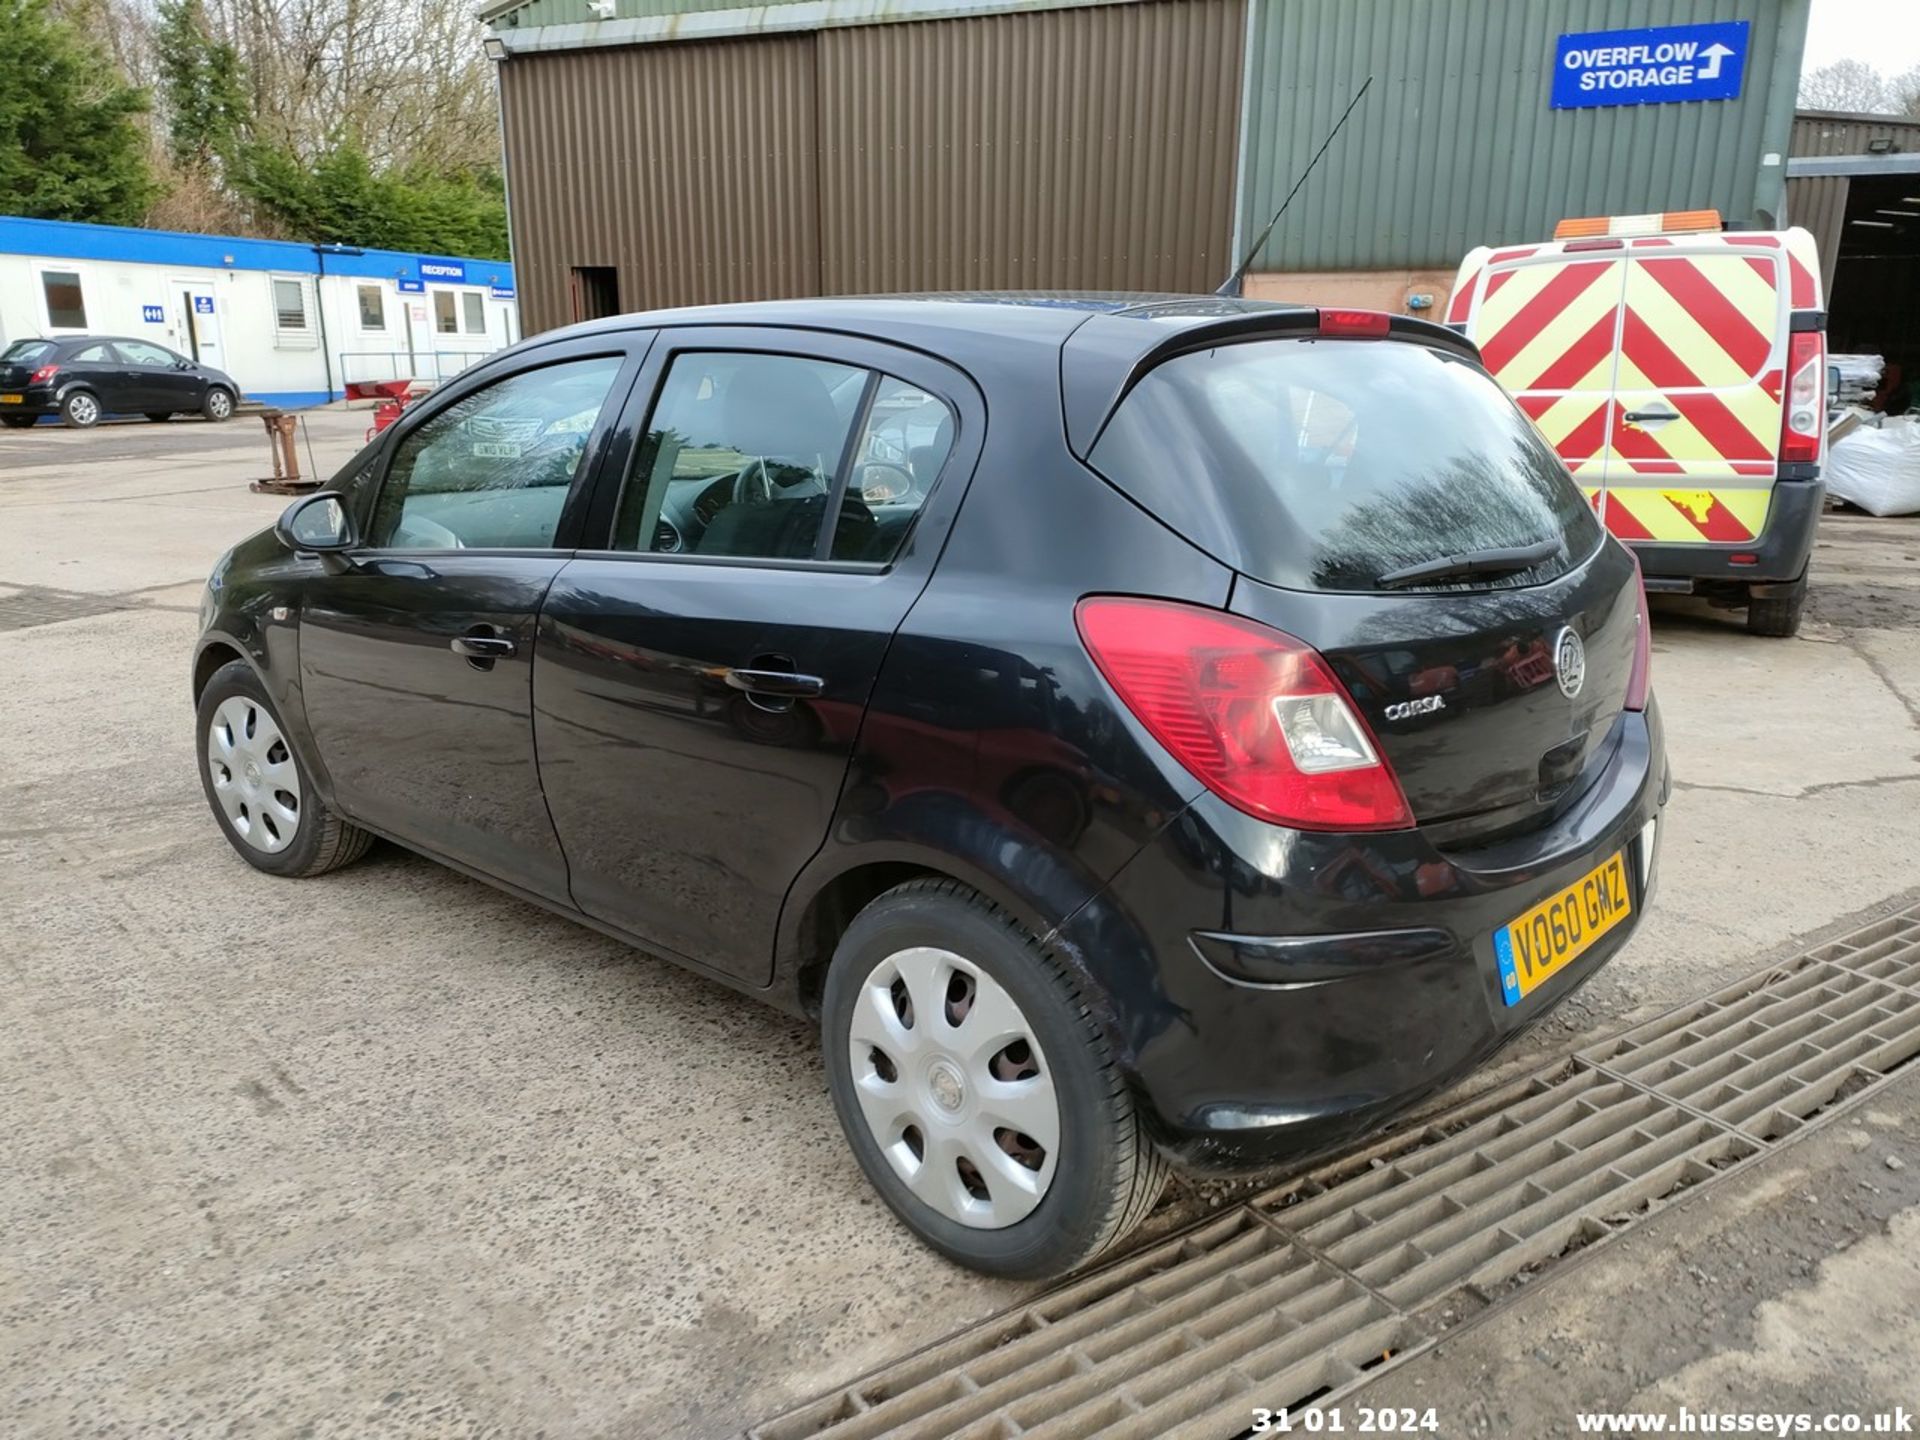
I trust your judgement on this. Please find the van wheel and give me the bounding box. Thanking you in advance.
[821,879,1167,1280]
[1747,575,1808,637]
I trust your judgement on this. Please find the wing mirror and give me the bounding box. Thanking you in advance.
[275,491,355,553]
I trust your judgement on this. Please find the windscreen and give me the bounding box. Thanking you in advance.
[2,340,55,365]
[1088,338,1602,593]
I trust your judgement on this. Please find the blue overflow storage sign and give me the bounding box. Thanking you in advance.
[1552,20,1749,108]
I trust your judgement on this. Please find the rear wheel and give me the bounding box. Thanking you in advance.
[196,660,373,878]
[1,415,35,429]
[202,386,235,422]
[145,412,175,423]
[822,879,1167,1279]
[1747,574,1808,637]
[60,392,100,428]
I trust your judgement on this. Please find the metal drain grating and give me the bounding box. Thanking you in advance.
[749,899,1920,1440]
[0,586,135,632]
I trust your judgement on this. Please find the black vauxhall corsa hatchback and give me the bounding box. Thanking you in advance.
[193,295,1669,1278]
[0,335,240,427]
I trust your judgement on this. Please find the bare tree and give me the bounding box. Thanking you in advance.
[1799,57,1920,116]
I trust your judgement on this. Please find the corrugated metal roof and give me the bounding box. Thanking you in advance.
[484,0,1143,48]
[1235,0,1810,272]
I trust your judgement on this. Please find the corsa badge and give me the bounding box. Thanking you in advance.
[1384,694,1446,722]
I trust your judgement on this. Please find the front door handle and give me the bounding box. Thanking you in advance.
[1623,407,1680,424]
[724,667,825,698]
[451,632,517,660]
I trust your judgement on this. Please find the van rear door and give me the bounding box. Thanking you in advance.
[1601,241,1785,546]
[1457,245,1628,517]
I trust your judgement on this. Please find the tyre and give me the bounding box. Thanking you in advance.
[60,391,101,428]
[1747,574,1808,638]
[1,414,35,429]
[196,660,374,878]
[202,386,235,422]
[145,412,175,423]
[822,879,1168,1279]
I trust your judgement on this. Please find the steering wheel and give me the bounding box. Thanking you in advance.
[731,455,826,505]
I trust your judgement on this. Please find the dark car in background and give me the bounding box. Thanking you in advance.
[191,294,1668,1279]
[0,335,240,428]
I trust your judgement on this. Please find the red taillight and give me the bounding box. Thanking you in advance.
[1624,556,1652,713]
[1317,308,1392,339]
[29,364,59,385]
[1781,330,1824,466]
[1075,597,1413,831]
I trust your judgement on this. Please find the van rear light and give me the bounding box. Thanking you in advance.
[1317,309,1391,339]
[1781,330,1824,465]
[1624,556,1652,713]
[29,364,59,385]
[1075,597,1413,831]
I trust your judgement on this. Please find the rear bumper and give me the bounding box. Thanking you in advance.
[1627,478,1824,586]
[0,386,58,416]
[1054,700,1670,1174]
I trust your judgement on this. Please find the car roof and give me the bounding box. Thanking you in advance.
[510,292,1476,456]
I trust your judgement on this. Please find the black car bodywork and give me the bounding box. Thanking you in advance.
[194,295,1669,1174]
[0,335,240,426]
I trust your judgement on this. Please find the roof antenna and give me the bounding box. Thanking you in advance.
[1217,75,1374,298]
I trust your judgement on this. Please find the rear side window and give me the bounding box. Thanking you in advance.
[612,352,953,564]
[1089,339,1601,593]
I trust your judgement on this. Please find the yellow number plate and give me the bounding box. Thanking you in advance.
[1494,851,1631,1006]
[0,395,23,404]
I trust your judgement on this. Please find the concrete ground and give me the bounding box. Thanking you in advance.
[2,411,1918,1437]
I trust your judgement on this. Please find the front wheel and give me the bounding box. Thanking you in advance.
[203,386,235,422]
[60,391,100,428]
[1747,574,1808,637]
[822,879,1167,1279]
[196,660,374,877]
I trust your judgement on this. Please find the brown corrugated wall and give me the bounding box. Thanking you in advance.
[499,0,1245,333]
[499,36,821,332]
[816,0,1245,294]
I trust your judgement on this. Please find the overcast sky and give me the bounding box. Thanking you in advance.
[1803,0,1920,74]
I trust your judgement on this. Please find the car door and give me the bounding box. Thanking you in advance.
[116,340,203,412]
[296,334,648,900]
[533,329,983,983]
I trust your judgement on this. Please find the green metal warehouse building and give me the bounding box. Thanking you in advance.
[480,0,1812,333]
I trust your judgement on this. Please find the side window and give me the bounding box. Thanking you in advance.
[357,285,385,331]
[69,343,117,364]
[42,270,86,329]
[369,356,622,551]
[433,291,458,335]
[462,292,486,335]
[613,352,863,561]
[836,376,954,562]
[613,354,955,564]
[119,341,179,367]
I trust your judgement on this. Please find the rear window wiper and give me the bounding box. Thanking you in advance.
[1374,537,1564,591]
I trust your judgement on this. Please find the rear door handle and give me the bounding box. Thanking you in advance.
[1623,407,1680,424]
[450,634,517,659]
[724,667,825,698]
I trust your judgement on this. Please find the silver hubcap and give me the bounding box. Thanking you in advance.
[208,390,231,417]
[848,947,1061,1229]
[206,696,301,853]
[70,395,98,424]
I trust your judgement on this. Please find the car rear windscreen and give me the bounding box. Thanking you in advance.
[1,340,55,365]
[1088,338,1602,593]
